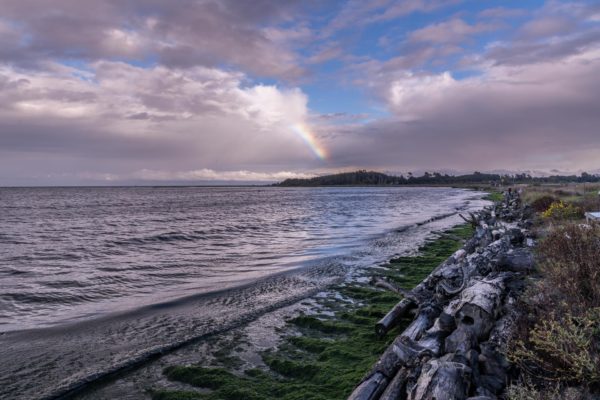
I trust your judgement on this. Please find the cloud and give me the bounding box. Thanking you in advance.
[485,29,600,66]
[321,0,460,36]
[0,62,328,181]
[408,18,502,44]
[478,7,528,19]
[481,1,600,67]
[0,0,307,79]
[518,16,576,39]
[131,168,316,182]
[324,47,600,173]
[1,0,600,184]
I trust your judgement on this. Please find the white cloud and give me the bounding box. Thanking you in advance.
[326,46,600,173]
[408,18,501,44]
[0,62,327,182]
[132,169,315,182]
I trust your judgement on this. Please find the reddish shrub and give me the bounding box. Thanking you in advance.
[537,223,600,310]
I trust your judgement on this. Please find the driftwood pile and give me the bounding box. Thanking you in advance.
[349,193,534,400]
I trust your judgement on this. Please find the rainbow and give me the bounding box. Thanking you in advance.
[291,123,327,160]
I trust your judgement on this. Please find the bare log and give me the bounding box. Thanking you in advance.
[348,336,433,400]
[351,198,533,400]
[444,325,477,354]
[417,330,446,357]
[368,336,432,379]
[379,367,408,400]
[375,245,477,338]
[407,360,472,400]
[496,249,534,273]
[453,277,505,340]
[372,277,412,297]
[376,297,417,337]
[401,304,440,341]
[416,309,456,355]
[431,231,465,241]
[438,263,468,295]
[347,372,388,400]
[476,342,509,395]
[459,212,479,228]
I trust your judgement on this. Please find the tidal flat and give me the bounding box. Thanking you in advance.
[146,224,475,400]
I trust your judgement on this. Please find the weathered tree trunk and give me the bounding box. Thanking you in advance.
[376,298,417,337]
[401,304,440,341]
[416,312,456,356]
[452,277,505,340]
[496,249,534,273]
[372,277,411,296]
[347,372,388,400]
[379,367,409,400]
[407,360,471,400]
[367,336,432,379]
[348,198,531,400]
[375,245,473,338]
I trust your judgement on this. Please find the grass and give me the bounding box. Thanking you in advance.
[150,223,475,400]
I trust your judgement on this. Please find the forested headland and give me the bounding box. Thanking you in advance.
[275,170,600,187]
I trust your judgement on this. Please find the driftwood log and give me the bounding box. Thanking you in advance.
[407,360,471,400]
[379,368,409,400]
[372,277,412,297]
[348,192,533,400]
[376,298,418,337]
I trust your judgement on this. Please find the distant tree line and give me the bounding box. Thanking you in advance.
[275,170,600,187]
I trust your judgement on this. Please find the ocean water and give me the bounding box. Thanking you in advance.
[0,186,486,399]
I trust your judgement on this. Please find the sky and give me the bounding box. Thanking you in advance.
[0,0,599,185]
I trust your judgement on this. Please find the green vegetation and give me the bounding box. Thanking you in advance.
[530,195,557,213]
[541,201,584,220]
[522,183,600,213]
[151,224,474,400]
[275,170,600,187]
[507,186,600,397]
[482,191,503,202]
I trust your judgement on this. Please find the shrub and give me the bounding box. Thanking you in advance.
[537,224,600,309]
[542,201,583,221]
[507,380,592,400]
[530,195,558,213]
[574,196,600,213]
[508,309,600,384]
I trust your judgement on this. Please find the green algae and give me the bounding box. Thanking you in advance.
[483,191,503,202]
[153,223,474,400]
